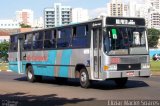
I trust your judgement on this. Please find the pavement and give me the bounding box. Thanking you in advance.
[0,71,160,106]
[151,71,160,76]
[1,70,160,76]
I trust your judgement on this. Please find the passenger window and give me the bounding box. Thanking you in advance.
[71,25,89,48]
[33,31,44,49]
[24,33,32,50]
[10,35,18,51]
[57,27,71,48]
[44,30,56,49]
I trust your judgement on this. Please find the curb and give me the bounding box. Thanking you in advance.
[0,70,12,72]
[151,72,160,76]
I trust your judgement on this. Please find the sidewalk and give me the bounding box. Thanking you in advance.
[151,71,160,76]
[0,70,11,72]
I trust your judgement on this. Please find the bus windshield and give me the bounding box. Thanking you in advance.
[104,27,148,55]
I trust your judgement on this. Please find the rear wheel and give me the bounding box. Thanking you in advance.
[80,68,91,88]
[114,78,128,87]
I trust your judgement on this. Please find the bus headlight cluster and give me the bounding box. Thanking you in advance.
[104,65,117,71]
[141,63,150,69]
[109,65,117,71]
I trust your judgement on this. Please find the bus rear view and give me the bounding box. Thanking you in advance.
[101,17,150,87]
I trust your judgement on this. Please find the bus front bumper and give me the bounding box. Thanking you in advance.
[103,70,151,80]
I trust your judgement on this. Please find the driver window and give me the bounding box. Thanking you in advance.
[133,32,140,45]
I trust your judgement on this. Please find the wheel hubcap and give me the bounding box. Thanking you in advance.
[28,71,32,79]
[81,72,87,82]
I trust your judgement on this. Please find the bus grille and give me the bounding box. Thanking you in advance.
[120,56,147,64]
[117,64,141,71]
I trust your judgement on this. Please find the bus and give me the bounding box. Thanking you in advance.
[8,17,150,88]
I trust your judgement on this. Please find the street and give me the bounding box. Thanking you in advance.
[0,71,160,106]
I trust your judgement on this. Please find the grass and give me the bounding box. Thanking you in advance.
[150,61,160,71]
[0,63,8,71]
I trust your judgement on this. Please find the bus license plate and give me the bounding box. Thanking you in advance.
[127,71,134,76]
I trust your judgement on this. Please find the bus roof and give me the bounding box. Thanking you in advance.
[10,16,145,36]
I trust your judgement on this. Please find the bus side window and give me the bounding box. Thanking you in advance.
[71,25,88,48]
[10,35,18,51]
[24,33,32,50]
[57,27,71,48]
[33,31,44,50]
[44,29,56,49]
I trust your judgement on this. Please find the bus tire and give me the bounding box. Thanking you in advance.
[26,65,36,82]
[80,68,91,88]
[114,78,128,87]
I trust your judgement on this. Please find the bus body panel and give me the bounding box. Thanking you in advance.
[9,52,19,73]
[17,48,90,78]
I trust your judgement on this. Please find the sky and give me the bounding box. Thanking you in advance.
[0,0,144,20]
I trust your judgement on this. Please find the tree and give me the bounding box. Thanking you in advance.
[0,41,9,61]
[20,23,31,28]
[148,28,160,48]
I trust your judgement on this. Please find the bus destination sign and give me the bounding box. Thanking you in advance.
[116,19,135,25]
[106,17,145,26]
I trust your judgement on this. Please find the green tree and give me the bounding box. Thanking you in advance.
[0,41,9,61]
[148,28,160,48]
[20,23,31,28]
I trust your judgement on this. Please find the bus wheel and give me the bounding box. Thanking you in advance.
[80,68,90,88]
[26,66,35,82]
[114,78,128,87]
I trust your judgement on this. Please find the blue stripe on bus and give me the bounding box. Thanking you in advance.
[9,62,18,73]
[33,50,57,77]
[59,49,72,77]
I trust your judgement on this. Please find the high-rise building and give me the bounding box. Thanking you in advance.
[107,0,128,17]
[144,0,160,29]
[44,3,72,28]
[147,0,160,10]
[0,20,20,29]
[72,8,89,23]
[147,11,160,29]
[33,17,44,29]
[16,9,34,27]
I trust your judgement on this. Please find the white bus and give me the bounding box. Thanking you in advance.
[8,17,150,88]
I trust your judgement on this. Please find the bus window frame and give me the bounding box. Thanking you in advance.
[9,35,18,52]
[44,29,56,49]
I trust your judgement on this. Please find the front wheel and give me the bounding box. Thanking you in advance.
[114,78,128,87]
[80,68,91,88]
[26,66,42,82]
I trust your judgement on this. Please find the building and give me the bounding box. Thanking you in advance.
[16,9,34,27]
[0,20,20,29]
[147,0,160,10]
[145,0,160,29]
[33,17,44,29]
[107,0,128,17]
[0,29,19,42]
[44,3,72,28]
[147,11,160,29]
[72,8,89,23]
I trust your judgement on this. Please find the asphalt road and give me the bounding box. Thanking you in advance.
[0,71,160,106]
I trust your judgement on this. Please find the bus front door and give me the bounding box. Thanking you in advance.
[17,38,23,74]
[92,28,102,79]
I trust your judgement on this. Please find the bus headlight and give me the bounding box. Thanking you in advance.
[109,65,117,71]
[141,63,150,69]
[103,65,117,71]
